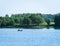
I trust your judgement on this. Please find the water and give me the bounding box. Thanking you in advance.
[0,28,60,46]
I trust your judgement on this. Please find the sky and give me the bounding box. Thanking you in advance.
[0,0,60,16]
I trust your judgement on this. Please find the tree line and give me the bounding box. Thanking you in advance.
[0,13,60,29]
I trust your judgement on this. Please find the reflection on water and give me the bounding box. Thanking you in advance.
[0,28,60,46]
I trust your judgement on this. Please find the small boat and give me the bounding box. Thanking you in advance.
[18,29,23,31]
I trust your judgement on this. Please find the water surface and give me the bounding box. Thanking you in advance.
[0,28,60,46]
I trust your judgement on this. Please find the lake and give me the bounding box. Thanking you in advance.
[0,28,60,46]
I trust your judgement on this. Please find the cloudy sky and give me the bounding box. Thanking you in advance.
[0,0,60,16]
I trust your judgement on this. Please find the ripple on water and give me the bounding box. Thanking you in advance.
[0,28,60,46]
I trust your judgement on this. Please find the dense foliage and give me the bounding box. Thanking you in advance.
[54,13,60,29]
[0,13,55,28]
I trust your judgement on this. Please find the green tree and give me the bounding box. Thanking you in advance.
[1,18,7,27]
[45,18,50,25]
[29,14,44,25]
[22,18,32,25]
[0,19,2,27]
[54,13,60,28]
[14,17,20,24]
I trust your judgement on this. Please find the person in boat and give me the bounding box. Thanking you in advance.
[18,29,23,31]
